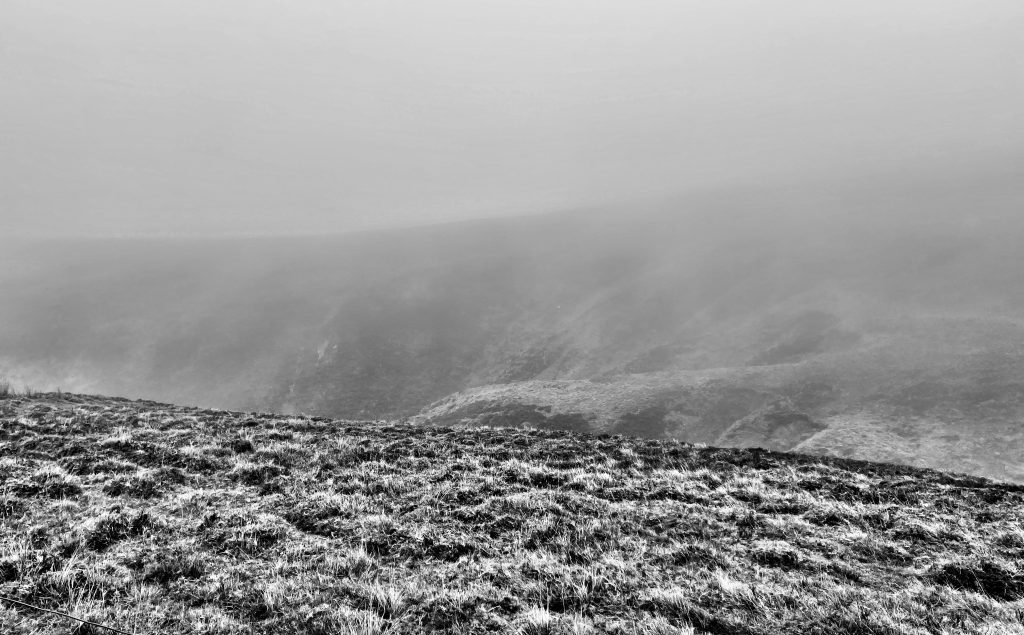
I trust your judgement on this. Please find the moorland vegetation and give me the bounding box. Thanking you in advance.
[1,392,1022,634]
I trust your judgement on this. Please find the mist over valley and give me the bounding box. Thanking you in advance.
[4,164,1023,481]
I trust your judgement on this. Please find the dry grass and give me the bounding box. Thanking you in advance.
[1,393,1023,634]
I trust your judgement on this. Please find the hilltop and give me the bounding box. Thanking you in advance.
[1,393,1022,634]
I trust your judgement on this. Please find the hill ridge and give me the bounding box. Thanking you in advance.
[9,390,1022,489]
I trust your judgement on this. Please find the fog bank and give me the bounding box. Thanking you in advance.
[3,0,1023,236]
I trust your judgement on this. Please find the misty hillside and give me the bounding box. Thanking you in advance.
[1,393,1023,634]
[2,167,1024,480]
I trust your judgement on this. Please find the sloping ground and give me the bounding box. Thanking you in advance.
[3,168,1024,425]
[411,338,1024,483]
[4,177,1024,486]
[1,394,1023,634]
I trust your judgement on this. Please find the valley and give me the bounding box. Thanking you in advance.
[2,167,1024,481]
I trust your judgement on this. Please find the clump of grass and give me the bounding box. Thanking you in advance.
[82,508,154,550]
[172,444,228,473]
[60,455,138,476]
[11,465,83,499]
[229,459,286,487]
[228,436,254,454]
[662,541,731,570]
[253,441,308,468]
[208,512,290,555]
[994,528,1024,549]
[313,606,385,635]
[322,546,377,579]
[364,583,410,619]
[98,427,135,450]
[929,558,1024,601]
[102,469,162,499]
[141,547,207,584]
[284,491,368,536]
[751,539,804,570]
[0,493,24,520]
[519,606,557,634]
[634,617,696,635]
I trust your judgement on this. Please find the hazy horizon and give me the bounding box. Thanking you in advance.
[4,0,1023,237]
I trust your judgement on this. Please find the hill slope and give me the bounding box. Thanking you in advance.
[2,165,1024,480]
[1,393,1023,634]
[411,346,1024,484]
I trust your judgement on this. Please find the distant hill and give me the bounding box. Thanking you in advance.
[2,165,1024,480]
[1,392,1022,634]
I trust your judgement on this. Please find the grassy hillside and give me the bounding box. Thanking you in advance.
[411,338,1024,483]
[1,393,1023,634]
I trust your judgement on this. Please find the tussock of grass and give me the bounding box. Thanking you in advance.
[1,393,1023,634]
[82,508,155,551]
[929,558,1024,601]
[206,512,291,556]
[9,465,83,499]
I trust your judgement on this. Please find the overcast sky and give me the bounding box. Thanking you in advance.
[2,0,1023,237]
